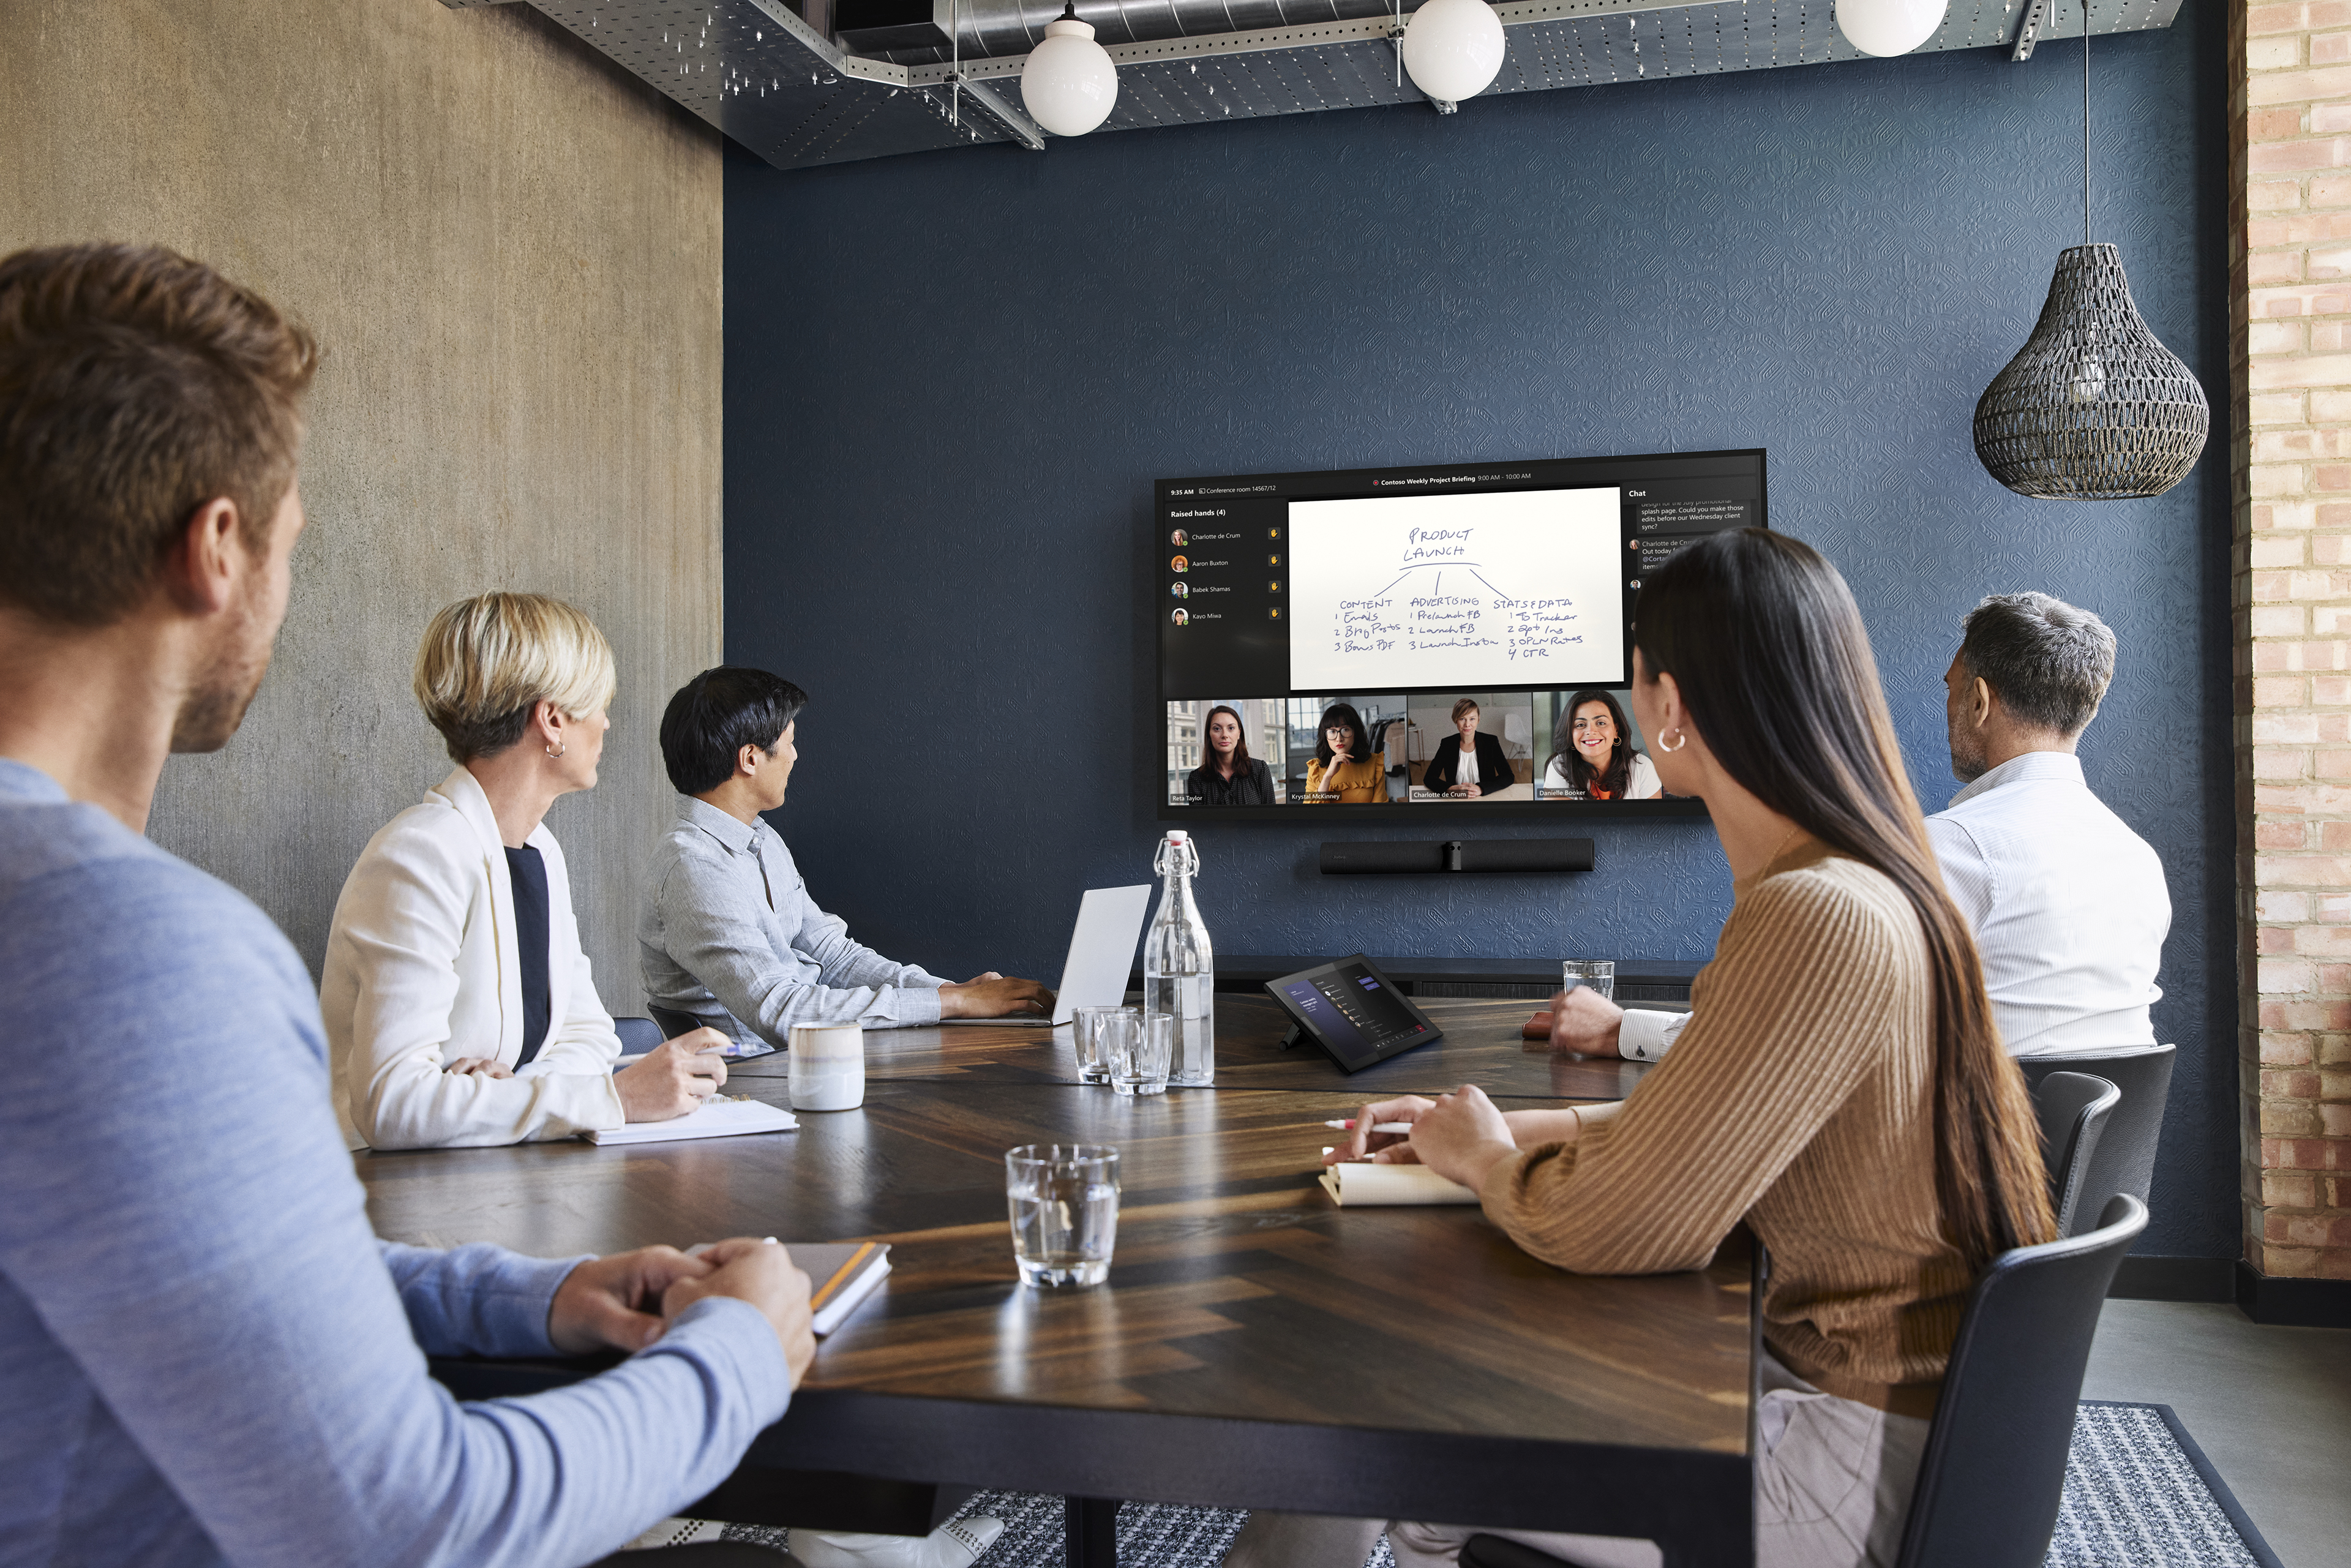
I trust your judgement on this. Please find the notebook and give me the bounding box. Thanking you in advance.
[585,1095,798,1145]
[794,1240,893,1336]
[1316,1162,1478,1206]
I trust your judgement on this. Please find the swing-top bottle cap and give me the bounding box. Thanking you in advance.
[1164,830,1190,844]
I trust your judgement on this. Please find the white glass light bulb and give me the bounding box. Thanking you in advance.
[1021,15,1119,137]
[1833,0,1947,57]
[1400,0,1505,107]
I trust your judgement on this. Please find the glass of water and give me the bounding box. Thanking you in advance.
[1071,1005,1130,1085]
[1112,1012,1174,1096]
[1561,960,1616,1002]
[1005,1144,1120,1287]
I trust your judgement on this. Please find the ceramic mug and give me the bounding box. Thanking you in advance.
[787,1022,865,1111]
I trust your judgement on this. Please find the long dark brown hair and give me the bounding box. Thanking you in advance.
[1633,529,2053,1266]
[1547,689,1640,796]
[1201,703,1251,774]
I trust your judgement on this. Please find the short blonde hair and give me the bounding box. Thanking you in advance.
[1450,697,1480,722]
[412,592,617,763]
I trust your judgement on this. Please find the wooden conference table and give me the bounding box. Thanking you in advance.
[358,997,1755,1567]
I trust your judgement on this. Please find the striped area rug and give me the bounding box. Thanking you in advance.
[721,1401,2280,1567]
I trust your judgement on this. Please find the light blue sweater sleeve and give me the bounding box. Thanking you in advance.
[0,803,790,1568]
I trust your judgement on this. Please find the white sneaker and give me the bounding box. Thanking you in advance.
[625,1517,729,1550]
[790,1516,1004,1568]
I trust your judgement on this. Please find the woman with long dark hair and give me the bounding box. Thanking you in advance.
[1185,704,1275,805]
[1541,689,1660,800]
[1304,702,1384,803]
[1232,530,2053,1568]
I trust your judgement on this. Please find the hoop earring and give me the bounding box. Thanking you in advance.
[1659,727,1687,754]
[545,742,566,759]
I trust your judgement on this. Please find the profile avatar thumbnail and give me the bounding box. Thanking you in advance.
[1171,555,1189,574]
[1171,609,1190,626]
[1171,528,1189,546]
[1170,582,1189,599]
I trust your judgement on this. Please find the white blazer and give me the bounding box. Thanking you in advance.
[323,767,624,1150]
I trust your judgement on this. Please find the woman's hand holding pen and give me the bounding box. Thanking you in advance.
[1324,1095,1435,1165]
[1402,1086,1520,1193]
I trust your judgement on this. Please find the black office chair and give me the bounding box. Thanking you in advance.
[2017,1045,2175,1237]
[1460,1196,2149,1568]
[613,1015,666,1054]
[2031,1071,2119,1238]
[647,1004,706,1041]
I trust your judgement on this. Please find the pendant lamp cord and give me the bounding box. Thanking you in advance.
[2082,0,2091,247]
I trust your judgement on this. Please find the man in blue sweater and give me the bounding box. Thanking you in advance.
[0,242,811,1567]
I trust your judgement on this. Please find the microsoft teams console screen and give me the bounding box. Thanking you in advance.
[1157,449,1763,815]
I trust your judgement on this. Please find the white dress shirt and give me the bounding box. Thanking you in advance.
[322,767,624,1149]
[1621,751,2170,1062]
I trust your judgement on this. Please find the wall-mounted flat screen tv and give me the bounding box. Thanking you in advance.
[1157,448,1764,820]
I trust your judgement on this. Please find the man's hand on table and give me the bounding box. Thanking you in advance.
[1547,986,1626,1057]
[550,1245,715,1353]
[615,1029,731,1121]
[939,975,1056,1019]
[663,1237,817,1384]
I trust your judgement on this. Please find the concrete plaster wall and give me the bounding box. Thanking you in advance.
[0,0,724,1010]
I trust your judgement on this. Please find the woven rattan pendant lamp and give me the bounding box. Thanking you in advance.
[1972,0,2208,499]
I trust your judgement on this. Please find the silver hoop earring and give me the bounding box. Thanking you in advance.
[545,742,566,759]
[1659,727,1687,754]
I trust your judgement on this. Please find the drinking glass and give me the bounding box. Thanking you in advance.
[1561,960,1616,1002]
[1112,1012,1174,1096]
[1071,1005,1130,1086]
[1005,1144,1120,1286]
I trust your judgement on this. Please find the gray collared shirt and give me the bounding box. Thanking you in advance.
[639,797,945,1046]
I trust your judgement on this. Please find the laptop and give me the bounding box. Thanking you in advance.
[938,884,1153,1027]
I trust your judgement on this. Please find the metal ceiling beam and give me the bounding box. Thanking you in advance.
[455,0,2182,171]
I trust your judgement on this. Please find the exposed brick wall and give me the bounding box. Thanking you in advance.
[2236,0,2351,1282]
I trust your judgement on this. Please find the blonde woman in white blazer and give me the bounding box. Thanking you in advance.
[324,593,729,1151]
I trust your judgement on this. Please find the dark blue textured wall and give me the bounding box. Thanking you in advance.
[725,6,2232,1255]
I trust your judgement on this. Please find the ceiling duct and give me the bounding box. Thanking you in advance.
[448,0,2182,171]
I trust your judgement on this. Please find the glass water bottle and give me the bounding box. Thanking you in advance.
[1144,830,1215,1087]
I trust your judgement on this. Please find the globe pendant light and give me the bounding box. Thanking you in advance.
[1834,0,1947,58]
[1022,3,1118,138]
[1401,0,1505,111]
[1972,0,2208,499]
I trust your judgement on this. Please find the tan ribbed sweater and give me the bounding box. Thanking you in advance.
[1480,835,1977,1408]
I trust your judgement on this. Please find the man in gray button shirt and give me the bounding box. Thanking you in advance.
[640,668,1051,1050]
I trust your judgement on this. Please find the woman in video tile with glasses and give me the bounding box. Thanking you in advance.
[1541,688,1661,800]
[1303,702,1385,803]
[1234,530,2054,1568]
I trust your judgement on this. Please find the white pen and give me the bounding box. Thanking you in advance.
[1323,1119,1415,1135]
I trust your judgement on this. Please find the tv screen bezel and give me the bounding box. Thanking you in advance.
[1152,446,1765,823]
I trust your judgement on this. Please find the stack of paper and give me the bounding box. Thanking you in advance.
[587,1097,798,1146]
[1316,1162,1479,1206]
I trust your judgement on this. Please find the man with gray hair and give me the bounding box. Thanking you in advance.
[1564,590,2172,1059]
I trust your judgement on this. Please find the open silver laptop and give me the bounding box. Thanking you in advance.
[938,884,1152,1027]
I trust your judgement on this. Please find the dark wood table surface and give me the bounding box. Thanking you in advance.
[360,999,1751,1566]
[726,995,1661,1103]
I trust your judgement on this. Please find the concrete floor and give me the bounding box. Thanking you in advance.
[2080,1299,2351,1567]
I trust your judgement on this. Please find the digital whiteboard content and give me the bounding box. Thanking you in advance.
[1157,449,1763,819]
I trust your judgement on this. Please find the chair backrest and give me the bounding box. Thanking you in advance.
[612,1015,666,1054]
[1894,1195,2149,1568]
[2031,1071,2120,1237]
[2017,1045,2175,1236]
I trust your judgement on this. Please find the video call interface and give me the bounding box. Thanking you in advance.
[1158,449,1764,811]
[1278,961,1430,1063]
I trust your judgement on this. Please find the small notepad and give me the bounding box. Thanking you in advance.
[587,1096,798,1146]
[1317,1162,1479,1206]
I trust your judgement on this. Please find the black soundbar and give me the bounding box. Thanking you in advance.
[1319,839,1595,876]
